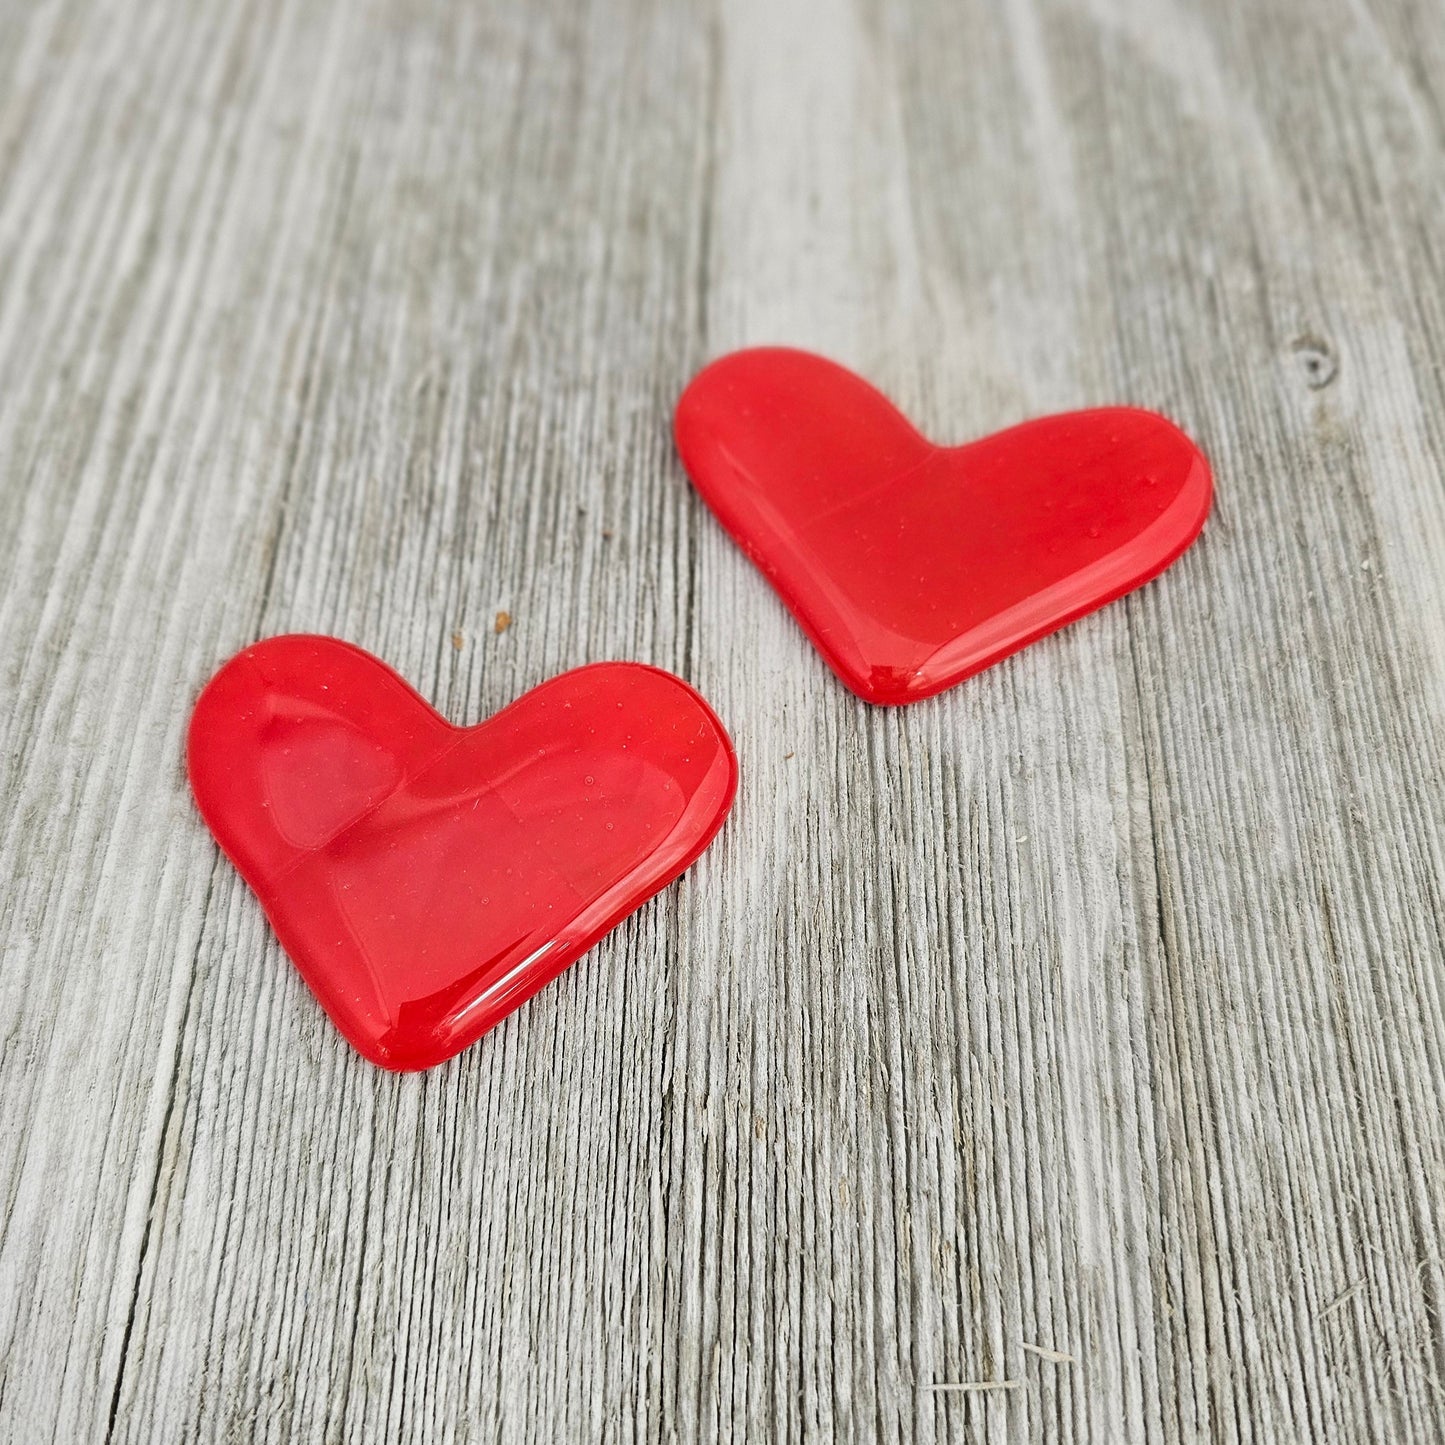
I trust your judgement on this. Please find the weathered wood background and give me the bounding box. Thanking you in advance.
[3,0,1445,1440]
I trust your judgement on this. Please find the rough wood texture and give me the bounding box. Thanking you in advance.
[3,0,1444,1440]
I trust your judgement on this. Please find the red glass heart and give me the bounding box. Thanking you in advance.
[675,348,1212,704]
[188,637,736,1070]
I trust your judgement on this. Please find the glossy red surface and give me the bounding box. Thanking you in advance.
[675,348,1213,705]
[187,637,737,1070]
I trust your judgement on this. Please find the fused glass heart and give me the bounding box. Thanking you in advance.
[675,348,1213,704]
[188,636,736,1070]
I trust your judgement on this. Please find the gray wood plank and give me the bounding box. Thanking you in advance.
[2,0,1443,1441]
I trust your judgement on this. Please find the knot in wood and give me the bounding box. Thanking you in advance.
[1290,334,1338,390]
